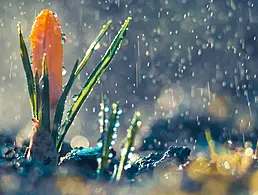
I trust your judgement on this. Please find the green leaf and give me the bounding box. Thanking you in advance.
[34,70,41,121]
[52,59,79,145]
[56,17,132,152]
[116,111,141,181]
[18,22,36,118]
[40,53,50,132]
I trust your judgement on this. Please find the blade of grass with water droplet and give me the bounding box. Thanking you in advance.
[116,112,141,181]
[18,22,36,118]
[56,17,132,152]
[41,53,50,132]
[98,103,120,177]
[74,20,112,77]
[99,95,108,135]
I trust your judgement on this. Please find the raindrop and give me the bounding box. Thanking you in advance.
[61,32,67,44]
[117,109,122,115]
[112,134,117,139]
[96,142,103,148]
[52,12,57,18]
[197,49,202,55]
[108,153,113,158]
[72,94,79,101]
[62,66,67,76]
[94,42,101,50]
[115,122,120,128]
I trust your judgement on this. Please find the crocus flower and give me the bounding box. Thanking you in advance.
[19,9,131,165]
[30,9,63,110]
[24,10,63,163]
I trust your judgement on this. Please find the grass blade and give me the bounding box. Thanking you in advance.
[34,70,41,121]
[116,111,141,181]
[52,59,79,145]
[97,103,121,177]
[205,129,218,161]
[41,53,50,132]
[56,17,132,152]
[75,20,112,77]
[17,22,36,118]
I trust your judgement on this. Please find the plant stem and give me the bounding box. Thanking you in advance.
[25,120,58,166]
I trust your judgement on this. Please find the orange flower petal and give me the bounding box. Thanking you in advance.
[30,9,63,108]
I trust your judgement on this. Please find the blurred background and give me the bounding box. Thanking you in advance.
[0,0,258,150]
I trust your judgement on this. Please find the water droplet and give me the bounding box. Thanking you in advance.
[108,153,113,158]
[97,158,102,163]
[62,66,67,76]
[96,142,103,148]
[104,107,109,112]
[72,94,79,101]
[115,122,120,128]
[112,134,117,139]
[104,119,109,124]
[117,109,122,115]
[61,32,67,44]
[94,42,100,50]
[98,119,103,125]
[52,12,57,18]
